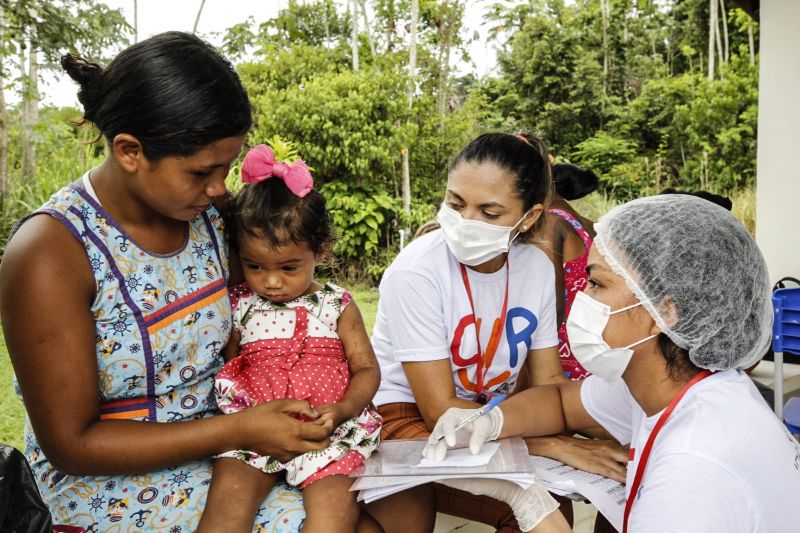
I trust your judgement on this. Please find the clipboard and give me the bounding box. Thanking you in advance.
[354,437,534,477]
[351,437,537,503]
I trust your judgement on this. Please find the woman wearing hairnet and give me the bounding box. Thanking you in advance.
[424,195,800,532]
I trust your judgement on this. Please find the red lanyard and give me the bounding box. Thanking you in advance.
[622,369,712,533]
[458,260,510,402]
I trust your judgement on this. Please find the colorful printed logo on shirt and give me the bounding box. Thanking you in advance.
[450,306,538,393]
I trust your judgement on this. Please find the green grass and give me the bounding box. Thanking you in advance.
[0,284,380,452]
[0,331,25,451]
[350,283,380,335]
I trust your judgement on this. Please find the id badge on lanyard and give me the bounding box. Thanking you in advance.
[458,260,510,404]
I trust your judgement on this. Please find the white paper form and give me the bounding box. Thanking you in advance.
[415,443,500,468]
[352,438,536,503]
[532,455,626,532]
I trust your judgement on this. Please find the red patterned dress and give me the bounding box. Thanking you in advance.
[548,209,593,381]
[214,283,382,488]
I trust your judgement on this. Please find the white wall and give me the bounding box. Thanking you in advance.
[756,0,800,284]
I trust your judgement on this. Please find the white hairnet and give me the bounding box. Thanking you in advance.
[594,195,773,371]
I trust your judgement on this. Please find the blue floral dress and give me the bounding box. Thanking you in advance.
[17,175,305,532]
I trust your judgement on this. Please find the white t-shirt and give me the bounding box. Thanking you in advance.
[372,230,557,406]
[581,370,800,532]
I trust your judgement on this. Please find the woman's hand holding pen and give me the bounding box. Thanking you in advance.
[422,401,506,461]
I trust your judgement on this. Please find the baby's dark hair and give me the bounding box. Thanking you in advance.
[229,179,334,255]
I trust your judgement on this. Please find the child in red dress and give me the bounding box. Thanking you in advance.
[199,145,382,533]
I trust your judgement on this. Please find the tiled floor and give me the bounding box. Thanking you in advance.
[432,502,598,533]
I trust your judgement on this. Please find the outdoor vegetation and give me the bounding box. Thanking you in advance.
[0,0,760,445]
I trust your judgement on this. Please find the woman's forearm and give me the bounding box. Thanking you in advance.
[46,413,239,476]
[44,400,331,477]
[498,384,567,439]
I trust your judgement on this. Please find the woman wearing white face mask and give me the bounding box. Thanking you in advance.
[365,133,572,533]
[425,195,800,533]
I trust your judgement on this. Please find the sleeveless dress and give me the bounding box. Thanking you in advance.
[548,208,592,381]
[215,283,382,489]
[17,175,305,532]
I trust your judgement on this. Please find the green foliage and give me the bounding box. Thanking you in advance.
[245,63,412,188]
[492,0,613,154]
[573,131,636,177]
[490,0,759,200]
[0,0,761,282]
[1,106,103,254]
[1,0,131,66]
[264,134,302,163]
[0,329,25,451]
[322,181,397,258]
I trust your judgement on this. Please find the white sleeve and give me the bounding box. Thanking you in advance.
[580,376,635,444]
[628,453,756,533]
[379,269,450,362]
[531,259,558,349]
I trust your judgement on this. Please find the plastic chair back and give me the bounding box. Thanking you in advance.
[773,288,800,354]
[772,287,800,420]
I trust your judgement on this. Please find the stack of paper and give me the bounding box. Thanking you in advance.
[531,455,626,532]
[352,438,536,504]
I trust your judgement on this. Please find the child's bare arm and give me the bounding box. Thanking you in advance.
[318,301,380,426]
[223,328,242,362]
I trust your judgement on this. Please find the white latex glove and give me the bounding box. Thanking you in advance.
[421,406,504,461]
[437,478,559,532]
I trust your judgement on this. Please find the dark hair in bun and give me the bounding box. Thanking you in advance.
[61,31,252,162]
[552,163,599,201]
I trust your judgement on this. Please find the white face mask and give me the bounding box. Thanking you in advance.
[437,203,527,266]
[566,291,657,382]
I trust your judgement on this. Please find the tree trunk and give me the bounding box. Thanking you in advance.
[193,0,206,34]
[350,0,359,71]
[408,0,418,108]
[707,0,716,80]
[748,22,755,65]
[358,0,375,58]
[600,0,610,95]
[21,44,39,184]
[714,3,724,79]
[401,148,410,215]
[0,3,8,196]
[384,0,396,52]
[322,0,331,43]
[401,0,418,218]
[719,0,729,62]
[133,0,138,42]
[436,1,457,134]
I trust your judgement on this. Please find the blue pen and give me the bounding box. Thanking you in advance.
[436,394,506,442]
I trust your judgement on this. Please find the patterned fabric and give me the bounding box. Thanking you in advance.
[548,209,593,381]
[18,178,305,531]
[215,283,382,488]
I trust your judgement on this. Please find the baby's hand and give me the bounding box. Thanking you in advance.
[313,403,346,430]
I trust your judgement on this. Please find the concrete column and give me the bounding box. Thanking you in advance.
[756,0,800,284]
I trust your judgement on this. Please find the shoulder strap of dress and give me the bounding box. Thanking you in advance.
[547,208,593,249]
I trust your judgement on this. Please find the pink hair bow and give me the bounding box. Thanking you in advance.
[241,144,314,198]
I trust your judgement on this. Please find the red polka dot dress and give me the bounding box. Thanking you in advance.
[215,283,382,488]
